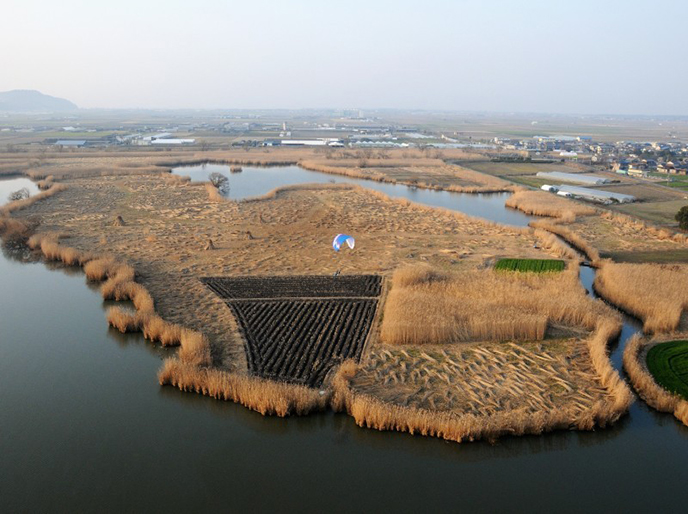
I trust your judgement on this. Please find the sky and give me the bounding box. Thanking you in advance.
[1,0,687,115]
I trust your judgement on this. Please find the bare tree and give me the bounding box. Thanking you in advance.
[208,172,230,194]
[8,187,30,202]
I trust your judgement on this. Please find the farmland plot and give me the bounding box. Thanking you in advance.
[202,275,381,299]
[202,276,381,387]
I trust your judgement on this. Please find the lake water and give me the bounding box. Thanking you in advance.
[171,163,535,227]
[0,176,40,204]
[1,176,688,513]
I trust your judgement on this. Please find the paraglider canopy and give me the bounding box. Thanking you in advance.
[332,234,355,252]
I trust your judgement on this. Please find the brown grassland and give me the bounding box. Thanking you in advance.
[505,190,597,222]
[380,264,612,345]
[4,146,687,440]
[327,264,632,442]
[594,262,688,333]
[332,316,631,442]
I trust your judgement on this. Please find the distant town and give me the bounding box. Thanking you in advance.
[2,112,687,179]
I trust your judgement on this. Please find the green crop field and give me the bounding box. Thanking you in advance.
[646,340,688,400]
[494,258,565,273]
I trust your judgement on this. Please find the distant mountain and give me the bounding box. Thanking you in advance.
[0,90,78,112]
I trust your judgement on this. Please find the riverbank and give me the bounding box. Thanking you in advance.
[3,158,688,441]
[0,169,642,441]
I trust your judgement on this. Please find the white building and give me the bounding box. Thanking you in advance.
[536,172,611,186]
[557,185,635,203]
[150,138,195,145]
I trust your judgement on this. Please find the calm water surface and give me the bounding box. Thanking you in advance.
[172,163,535,227]
[1,176,687,513]
[0,176,39,204]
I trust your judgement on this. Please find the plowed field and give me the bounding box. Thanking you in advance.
[202,275,381,299]
[202,275,381,387]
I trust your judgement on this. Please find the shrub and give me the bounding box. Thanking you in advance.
[208,172,229,195]
[8,187,30,202]
[676,205,688,230]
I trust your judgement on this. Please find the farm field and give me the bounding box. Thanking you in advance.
[649,173,688,191]
[646,341,688,400]
[202,275,381,299]
[599,249,688,264]
[495,258,565,273]
[203,275,381,387]
[463,161,591,177]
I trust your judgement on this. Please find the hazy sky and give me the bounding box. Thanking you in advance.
[1,0,686,114]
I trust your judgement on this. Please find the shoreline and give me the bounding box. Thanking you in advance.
[0,169,684,443]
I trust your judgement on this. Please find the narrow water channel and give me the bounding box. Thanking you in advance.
[1,175,687,513]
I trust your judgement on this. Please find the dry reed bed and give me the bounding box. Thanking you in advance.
[506,190,597,222]
[0,168,638,433]
[349,341,608,413]
[23,232,326,416]
[533,229,580,260]
[623,336,688,426]
[594,262,688,333]
[26,164,172,180]
[0,184,69,244]
[0,181,334,417]
[328,264,633,442]
[600,211,688,245]
[530,219,601,264]
[204,182,225,202]
[158,360,329,416]
[20,228,328,416]
[0,162,32,175]
[238,182,356,204]
[332,317,632,443]
[380,265,615,345]
[0,184,68,217]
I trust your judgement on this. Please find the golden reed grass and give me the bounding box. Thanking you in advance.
[506,190,596,222]
[380,264,616,345]
[530,219,601,264]
[623,335,688,426]
[534,229,580,260]
[0,177,333,418]
[205,182,225,202]
[600,211,688,245]
[0,175,340,419]
[158,360,329,416]
[26,164,171,180]
[239,182,354,203]
[36,175,55,190]
[331,319,633,443]
[594,262,688,333]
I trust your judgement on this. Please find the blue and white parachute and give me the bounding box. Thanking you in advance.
[332,234,355,252]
